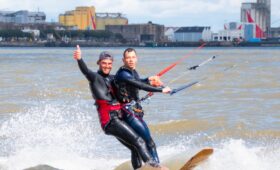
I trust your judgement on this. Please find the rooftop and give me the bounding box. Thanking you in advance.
[175,26,210,33]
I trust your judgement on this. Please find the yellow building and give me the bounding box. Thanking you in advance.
[96,13,128,30]
[59,6,96,30]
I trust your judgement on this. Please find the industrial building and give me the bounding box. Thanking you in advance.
[59,6,96,30]
[174,27,210,42]
[96,13,128,30]
[164,27,179,42]
[214,30,244,42]
[59,6,128,30]
[214,22,260,42]
[212,0,272,42]
[270,27,280,38]
[241,0,271,34]
[0,10,46,24]
[106,22,164,43]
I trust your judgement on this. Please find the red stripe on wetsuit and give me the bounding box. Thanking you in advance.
[95,100,121,129]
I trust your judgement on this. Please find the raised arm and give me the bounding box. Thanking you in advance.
[73,45,93,80]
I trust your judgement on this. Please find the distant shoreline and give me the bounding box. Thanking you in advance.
[1,41,280,48]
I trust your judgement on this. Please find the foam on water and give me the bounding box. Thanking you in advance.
[0,103,279,170]
[156,137,280,170]
[0,102,125,170]
[201,139,280,170]
[0,147,122,170]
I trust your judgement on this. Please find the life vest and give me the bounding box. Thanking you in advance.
[95,100,121,129]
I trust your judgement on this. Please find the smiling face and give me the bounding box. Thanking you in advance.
[98,59,113,75]
[123,50,137,70]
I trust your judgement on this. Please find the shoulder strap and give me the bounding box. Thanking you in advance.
[103,77,117,100]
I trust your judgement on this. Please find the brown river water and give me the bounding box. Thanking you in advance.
[0,47,279,170]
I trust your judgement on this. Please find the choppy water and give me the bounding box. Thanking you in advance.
[0,47,279,170]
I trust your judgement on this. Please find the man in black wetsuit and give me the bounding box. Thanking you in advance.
[73,45,161,169]
[114,48,171,169]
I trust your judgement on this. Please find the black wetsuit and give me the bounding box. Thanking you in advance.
[77,59,156,169]
[114,66,163,164]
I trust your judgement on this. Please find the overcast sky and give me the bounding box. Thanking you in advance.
[0,0,279,31]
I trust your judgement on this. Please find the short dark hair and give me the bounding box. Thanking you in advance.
[97,51,113,64]
[123,48,136,58]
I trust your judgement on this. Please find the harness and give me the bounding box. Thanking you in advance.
[95,100,121,129]
[114,67,145,119]
[121,100,144,119]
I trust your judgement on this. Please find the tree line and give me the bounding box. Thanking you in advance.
[0,29,125,42]
[0,30,33,39]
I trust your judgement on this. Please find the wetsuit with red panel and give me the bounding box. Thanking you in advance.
[77,58,158,169]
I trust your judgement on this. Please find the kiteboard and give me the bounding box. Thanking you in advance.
[115,147,213,170]
[180,147,213,170]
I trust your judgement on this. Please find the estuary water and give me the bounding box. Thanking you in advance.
[0,47,279,170]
